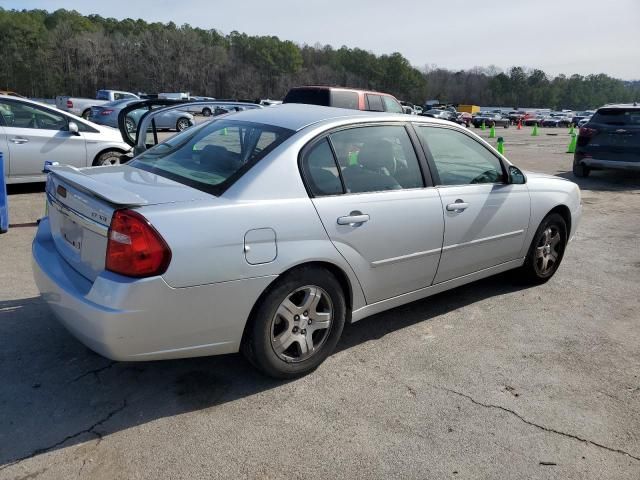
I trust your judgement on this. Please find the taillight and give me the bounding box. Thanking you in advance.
[106,210,171,278]
[100,109,113,115]
[66,100,73,108]
[579,126,598,138]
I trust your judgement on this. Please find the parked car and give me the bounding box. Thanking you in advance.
[541,113,572,128]
[32,103,581,378]
[421,109,456,121]
[0,90,26,98]
[471,113,510,128]
[573,104,640,177]
[56,89,140,119]
[577,117,591,128]
[456,112,472,127]
[570,110,595,126]
[524,114,546,126]
[0,95,131,183]
[90,99,195,132]
[283,86,404,113]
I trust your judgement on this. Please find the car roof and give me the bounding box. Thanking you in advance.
[598,103,640,110]
[221,103,454,131]
[288,85,395,97]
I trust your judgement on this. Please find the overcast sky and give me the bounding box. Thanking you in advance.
[4,0,639,79]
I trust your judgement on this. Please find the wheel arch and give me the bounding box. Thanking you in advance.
[547,204,572,236]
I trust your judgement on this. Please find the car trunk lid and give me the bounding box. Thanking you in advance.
[45,165,213,282]
[581,108,640,162]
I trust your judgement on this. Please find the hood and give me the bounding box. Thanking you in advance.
[522,171,570,182]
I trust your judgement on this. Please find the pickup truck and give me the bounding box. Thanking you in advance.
[56,90,140,119]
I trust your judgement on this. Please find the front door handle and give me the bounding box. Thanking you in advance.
[10,137,29,144]
[337,213,370,225]
[446,200,470,212]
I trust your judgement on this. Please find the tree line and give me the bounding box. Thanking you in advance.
[1,8,638,110]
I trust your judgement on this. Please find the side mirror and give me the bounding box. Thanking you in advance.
[68,121,80,136]
[508,165,526,184]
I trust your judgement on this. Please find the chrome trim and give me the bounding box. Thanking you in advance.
[442,229,524,252]
[371,247,441,267]
[47,192,109,237]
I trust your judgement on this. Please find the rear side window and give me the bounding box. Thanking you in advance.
[591,108,640,126]
[383,96,403,114]
[366,94,384,112]
[283,88,330,106]
[330,90,359,110]
[301,139,343,196]
[96,90,110,100]
[130,120,293,195]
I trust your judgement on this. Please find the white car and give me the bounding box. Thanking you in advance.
[0,95,131,184]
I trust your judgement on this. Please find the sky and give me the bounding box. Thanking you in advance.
[3,0,639,79]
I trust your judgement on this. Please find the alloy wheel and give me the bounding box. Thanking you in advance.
[534,226,562,276]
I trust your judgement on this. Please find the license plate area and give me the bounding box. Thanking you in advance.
[61,215,83,252]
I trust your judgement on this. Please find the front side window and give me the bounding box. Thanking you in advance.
[383,96,403,114]
[0,100,68,130]
[416,126,505,186]
[328,125,423,193]
[130,120,293,195]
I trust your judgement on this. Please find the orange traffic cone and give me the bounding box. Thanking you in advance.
[517,119,522,130]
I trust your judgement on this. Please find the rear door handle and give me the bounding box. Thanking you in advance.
[446,201,470,212]
[337,213,370,225]
[10,137,29,144]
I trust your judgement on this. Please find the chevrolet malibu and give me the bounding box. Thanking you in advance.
[32,104,582,378]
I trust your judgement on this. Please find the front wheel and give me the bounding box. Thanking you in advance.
[93,150,122,166]
[176,118,191,131]
[573,163,590,178]
[202,108,212,117]
[518,213,567,284]
[242,266,346,379]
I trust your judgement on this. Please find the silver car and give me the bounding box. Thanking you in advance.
[32,104,582,378]
[0,96,131,183]
[90,99,195,132]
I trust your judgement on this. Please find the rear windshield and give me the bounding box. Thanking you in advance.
[591,108,640,126]
[130,120,294,195]
[283,88,330,106]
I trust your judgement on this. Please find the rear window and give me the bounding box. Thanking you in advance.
[130,120,294,195]
[366,94,384,112]
[591,108,640,126]
[283,88,330,106]
[96,90,110,100]
[330,90,359,109]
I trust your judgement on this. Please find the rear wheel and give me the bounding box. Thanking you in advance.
[176,117,190,131]
[242,266,346,379]
[202,107,212,117]
[93,150,122,166]
[573,163,590,177]
[518,213,567,284]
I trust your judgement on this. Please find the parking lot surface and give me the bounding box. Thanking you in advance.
[1,126,639,479]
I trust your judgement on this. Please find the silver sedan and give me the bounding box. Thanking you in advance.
[32,104,582,378]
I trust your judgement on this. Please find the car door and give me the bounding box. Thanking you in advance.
[0,99,87,178]
[414,124,530,284]
[301,124,445,304]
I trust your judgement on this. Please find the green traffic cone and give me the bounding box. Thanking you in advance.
[489,124,496,138]
[481,121,486,131]
[497,137,505,155]
[220,127,228,136]
[568,124,575,135]
[531,123,539,136]
[567,132,577,153]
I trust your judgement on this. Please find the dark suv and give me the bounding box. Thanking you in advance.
[573,104,640,177]
[283,86,404,113]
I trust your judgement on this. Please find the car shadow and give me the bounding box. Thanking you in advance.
[7,183,45,195]
[556,169,640,192]
[0,272,531,468]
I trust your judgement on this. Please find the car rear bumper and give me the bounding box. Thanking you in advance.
[577,158,640,171]
[32,217,276,361]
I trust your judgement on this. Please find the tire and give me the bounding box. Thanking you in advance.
[93,150,123,167]
[176,117,191,131]
[202,108,212,117]
[81,109,91,120]
[518,213,567,284]
[573,163,590,178]
[241,266,347,379]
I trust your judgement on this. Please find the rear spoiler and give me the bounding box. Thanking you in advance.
[48,165,148,206]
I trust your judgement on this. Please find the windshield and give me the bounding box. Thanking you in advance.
[129,119,294,195]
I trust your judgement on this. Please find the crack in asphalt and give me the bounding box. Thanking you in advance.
[69,361,117,383]
[0,399,127,472]
[437,386,640,462]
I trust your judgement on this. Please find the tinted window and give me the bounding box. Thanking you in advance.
[366,94,384,112]
[283,88,330,106]
[329,125,423,193]
[383,96,403,113]
[331,90,359,110]
[301,138,343,196]
[0,100,68,130]
[96,90,110,100]
[130,120,293,195]
[591,108,640,126]
[416,126,505,185]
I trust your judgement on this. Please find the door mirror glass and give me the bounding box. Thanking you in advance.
[68,121,79,135]
[508,165,526,184]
